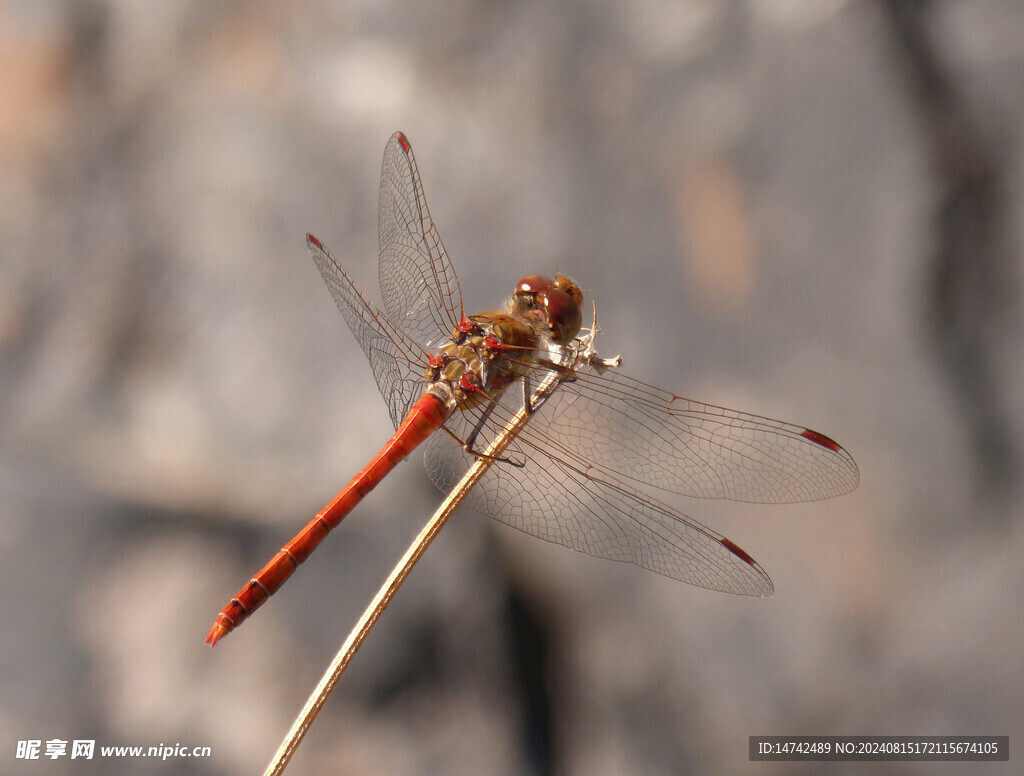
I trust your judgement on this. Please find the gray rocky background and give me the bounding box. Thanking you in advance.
[2,1,1022,774]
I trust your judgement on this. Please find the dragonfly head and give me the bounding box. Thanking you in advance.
[513,274,584,345]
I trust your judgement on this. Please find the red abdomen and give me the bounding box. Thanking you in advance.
[205,391,452,646]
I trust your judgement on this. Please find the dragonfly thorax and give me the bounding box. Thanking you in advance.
[426,312,540,410]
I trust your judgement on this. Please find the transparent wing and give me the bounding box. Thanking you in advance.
[377,131,464,351]
[307,234,431,428]
[523,367,860,504]
[421,351,858,592]
[423,377,774,596]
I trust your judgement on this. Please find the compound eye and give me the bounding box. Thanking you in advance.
[515,274,553,297]
[540,287,583,345]
[551,275,583,309]
[513,274,553,318]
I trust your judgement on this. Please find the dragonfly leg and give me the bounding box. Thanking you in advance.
[445,397,526,468]
[520,362,569,414]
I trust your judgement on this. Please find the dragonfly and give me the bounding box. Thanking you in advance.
[206,131,859,646]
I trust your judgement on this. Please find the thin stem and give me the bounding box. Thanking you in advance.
[263,368,563,776]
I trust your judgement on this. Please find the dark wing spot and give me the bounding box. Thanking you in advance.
[801,428,841,452]
[721,538,757,566]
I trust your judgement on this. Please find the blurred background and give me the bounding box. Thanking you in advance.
[2,0,1022,774]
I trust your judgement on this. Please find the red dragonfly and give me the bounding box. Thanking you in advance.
[206,132,859,646]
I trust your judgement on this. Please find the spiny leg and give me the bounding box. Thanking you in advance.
[441,396,526,468]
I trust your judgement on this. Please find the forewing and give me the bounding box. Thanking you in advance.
[377,131,464,351]
[523,366,860,504]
